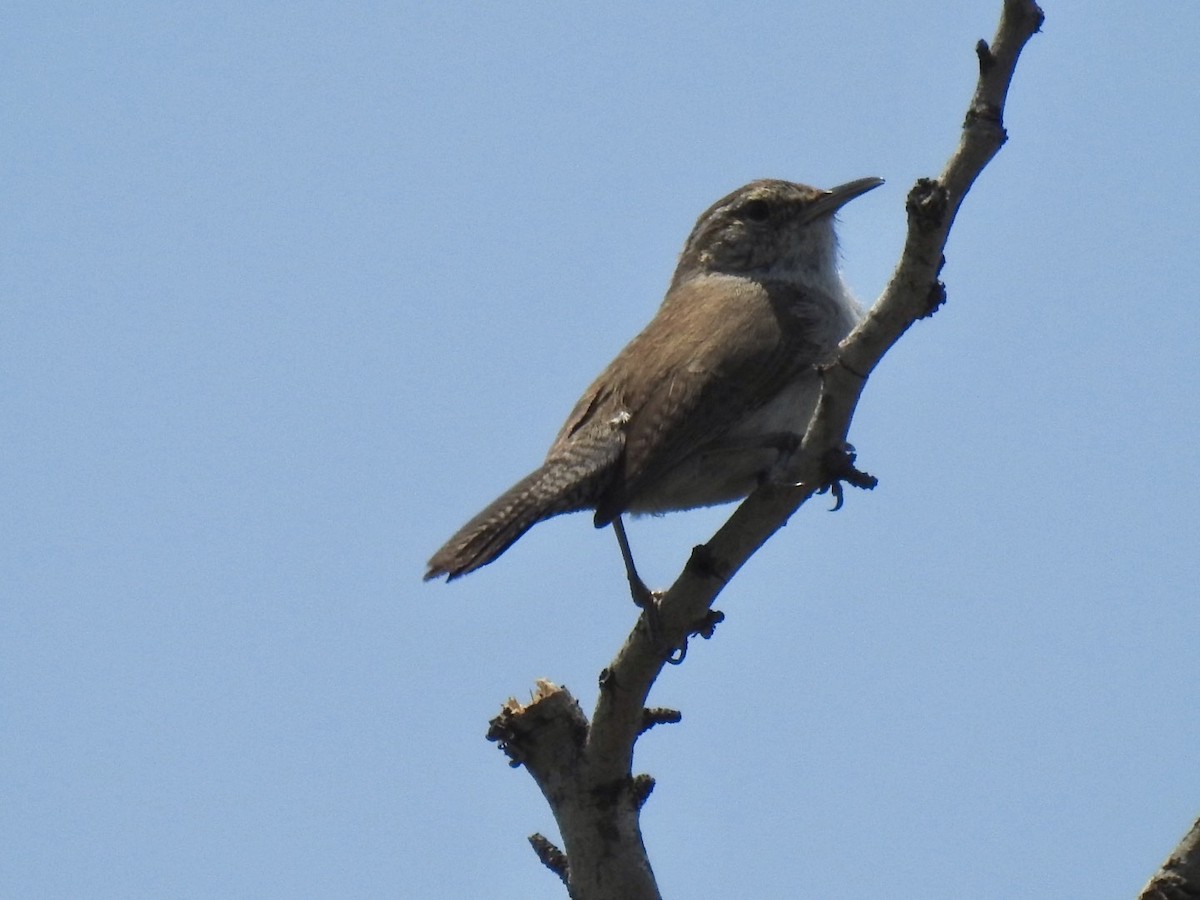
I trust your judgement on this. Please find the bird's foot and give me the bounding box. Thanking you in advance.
[817,442,878,511]
[626,578,695,665]
[630,581,687,664]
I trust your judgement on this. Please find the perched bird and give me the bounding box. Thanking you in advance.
[425,177,882,591]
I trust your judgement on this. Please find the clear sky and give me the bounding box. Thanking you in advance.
[4,3,1198,898]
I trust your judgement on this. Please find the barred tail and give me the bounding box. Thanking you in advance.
[424,464,592,581]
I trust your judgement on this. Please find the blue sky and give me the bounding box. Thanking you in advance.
[4,3,1198,898]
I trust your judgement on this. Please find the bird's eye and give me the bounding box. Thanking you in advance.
[738,198,770,222]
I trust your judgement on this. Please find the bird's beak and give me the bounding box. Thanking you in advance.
[804,176,884,222]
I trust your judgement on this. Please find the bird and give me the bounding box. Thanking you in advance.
[425,176,882,596]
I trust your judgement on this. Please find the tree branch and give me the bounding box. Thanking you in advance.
[490,3,1044,897]
[1138,816,1200,900]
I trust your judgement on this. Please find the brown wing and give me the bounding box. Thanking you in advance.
[550,275,827,526]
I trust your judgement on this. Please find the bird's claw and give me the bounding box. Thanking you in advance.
[637,592,689,664]
[818,443,877,510]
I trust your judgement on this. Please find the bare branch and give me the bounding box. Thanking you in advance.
[491,3,1044,897]
[1139,816,1200,900]
[487,681,658,899]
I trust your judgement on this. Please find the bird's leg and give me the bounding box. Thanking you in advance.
[610,519,692,664]
[612,516,686,661]
[611,515,654,610]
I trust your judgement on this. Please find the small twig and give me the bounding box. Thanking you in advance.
[631,774,656,811]
[529,833,570,886]
[639,708,682,735]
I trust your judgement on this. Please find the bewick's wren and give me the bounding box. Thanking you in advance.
[425,177,882,588]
